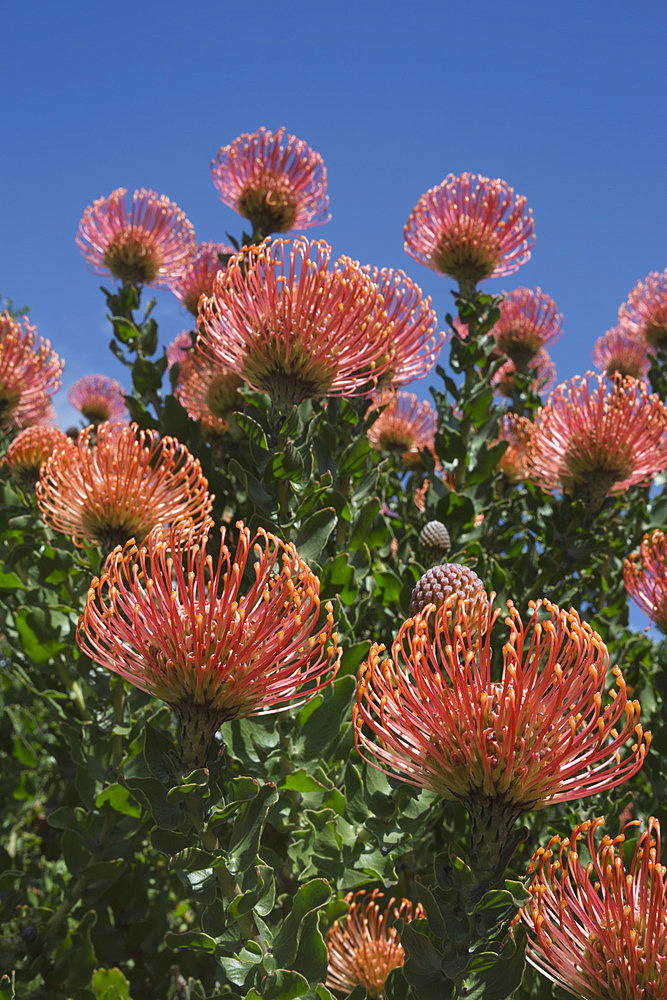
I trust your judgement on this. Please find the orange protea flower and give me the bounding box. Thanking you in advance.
[623,530,667,634]
[198,237,394,409]
[527,372,667,506]
[325,890,424,999]
[354,598,648,850]
[211,127,330,237]
[492,349,556,397]
[403,173,535,297]
[592,324,652,379]
[619,269,667,349]
[492,287,562,367]
[166,330,195,371]
[175,347,241,438]
[3,426,75,490]
[168,241,233,315]
[367,392,437,469]
[521,816,667,1000]
[76,188,196,287]
[495,413,534,482]
[68,374,128,425]
[36,422,213,555]
[0,313,64,431]
[77,519,340,768]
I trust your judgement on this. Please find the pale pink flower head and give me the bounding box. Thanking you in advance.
[521,816,667,1000]
[0,313,64,431]
[493,287,562,366]
[76,188,196,287]
[36,421,213,556]
[175,347,241,439]
[619,269,667,349]
[77,518,341,768]
[624,529,667,634]
[592,325,651,380]
[403,173,535,296]
[168,241,234,315]
[367,392,437,470]
[527,372,667,506]
[197,237,394,409]
[211,127,330,237]
[492,350,556,397]
[68,374,128,425]
[3,426,74,490]
[166,330,194,371]
[495,413,535,482]
[325,890,424,999]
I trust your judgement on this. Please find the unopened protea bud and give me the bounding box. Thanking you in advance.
[408,563,488,626]
[418,520,451,565]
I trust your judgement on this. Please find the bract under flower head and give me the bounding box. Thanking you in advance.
[493,287,562,366]
[367,391,437,469]
[619,269,667,349]
[197,237,395,409]
[521,816,667,1000]
[403,173,535,296]
[68,374,128,425]
[76,188,196,287]
[77,519,340,768]
[0,313,64,431]
[168,241,234,315]
[624,529,667,634]
[592,324,651,380]
[211,127,330,237]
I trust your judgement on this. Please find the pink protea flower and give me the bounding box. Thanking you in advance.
[76,188,196,287]
[77,518,341,768]
[197,237,394,409]
[492,287,562,366]
[68,374,128,425]
[527,372,667,506]
[354,598,649,858]
[623,529,667,634]
[36,422,213,556]
[521,816,667,1000]
[403,173,535,297]
[3,426,75,490]
[619,269,667,349]
[592,324,652,379]
[166,330,195,371]
[168,241,234,315]
[0,313,64,431]
[211,127,330,237]
[176,348,241,439]
[325,890,424,999]
[492,350,556,397]
[367,392,437,470]
[495,413,534,482]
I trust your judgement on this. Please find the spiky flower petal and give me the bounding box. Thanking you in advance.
[3,426,74,490]
[0,313,64,431]
[68,375,128,425]
[619,269,667,349]
[624,530,667,634]
[492,349,556,397]
[492,287,562,366]
[168,241,233,315]
[368,392,437,469]
[592,324,651,380]
[175,347,241,438]
[495,413,534,483]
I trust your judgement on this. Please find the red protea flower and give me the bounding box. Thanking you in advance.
[76,188,196,287]
[211,127,330,237]
[68,374,128,425]
[166,330,195,371]
[368,392,437,469]
[623,529,667,634]
[3,426,75,490]
[0,313,64,431]
[495,413,535,482]
[492,349,556,397]
[592,324,652,379]
[175,348,241,439]
[354,598,649,861]
[325,890,424,999]
[403,173,535,297]
[36,422,213,555]
[527,372,667,506]
[619,269,667,349]
[492,287,562,366]
[521,816,667,1000]
[198,237,394,409]
[168,241,233,315]
[77,518,340,768]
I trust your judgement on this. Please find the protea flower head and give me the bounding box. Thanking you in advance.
[3,426,75,490]
[197,237,394,410]
[166,330,195,371]
[36,421,213,556]
[77,518,340,768]
[408,562,487,619]
[619,269,667,349]
[403,173,535,297]
[211,127,330,238]
[521,816,667,1000]
[0,313,64,431]
[495,413,534,483]
[527,372,667,507]
[492,287,562,367]
[592,324,652,379]
[168,240,234,315]
[175,347,241,439]
[368,392,437,469]
[68,374,128,425]
[325,890,424,999]
[492,349,556,397]
[418,520,451,565]
[76,188,196,287]
[624,529,667,634]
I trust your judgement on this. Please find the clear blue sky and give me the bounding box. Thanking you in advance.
[2,0,665,429]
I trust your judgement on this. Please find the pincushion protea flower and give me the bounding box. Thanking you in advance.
[3,426,75,490]
[166,330,194,371]
[68,374,128,425]
[198,237,394,409]
[592,325,651,379]
[76,188,196,287]
[492,287,562,367]
[521,816,667,1000]
[326,890,424,999]
[0,313,64,431]
[527,372,667,507]
[492,349,556,397]
[624,529,667,634]
[354,598,649,871]
[211,127,330,238]
[36,422,213,556]
[368,392,437,469]
[495,413,534,482]
[403,173,535,297]
[175,348,241,439]
[619,269,667,349]
[77,518,340,768]
[168,240,233,315]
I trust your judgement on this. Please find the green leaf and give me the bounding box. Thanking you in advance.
[248,969,310,1000]
[401,924,452,999]
[272,879,331,973]
[348,499,381,551]
[91,967,132,999]
[298,676,355,760]
[461,928,526,1000]
[14,606,67,662]
[295,508,337,563]
[164,930,218,954]
[234,411,269,450]
[95,783,141,817]
[227,782,279,874]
